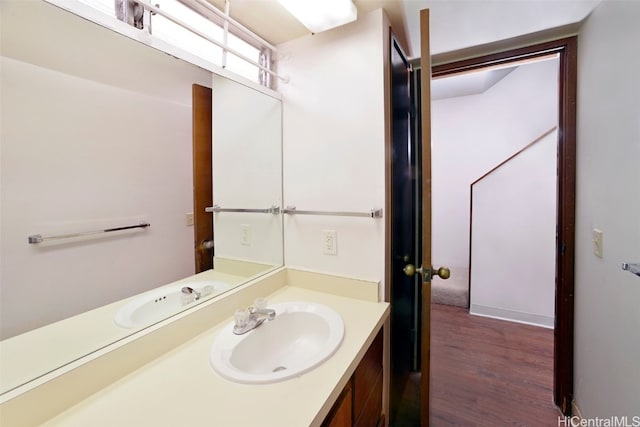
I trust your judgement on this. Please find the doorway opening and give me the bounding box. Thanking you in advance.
[428,53,562,424]
[431,54,559,319]
[429,38,577,416]
[387,34,577,426]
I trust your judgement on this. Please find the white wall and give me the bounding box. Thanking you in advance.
[277,10,388,293]
[432,58,558,272]
[574,0,640,418]
[212,74,283,266]
[470,131,558,328]
[0,1,211,338]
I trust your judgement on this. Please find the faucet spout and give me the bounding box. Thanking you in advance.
[249,307,276,321]
[233,303,276,335]
[181,286,201,301]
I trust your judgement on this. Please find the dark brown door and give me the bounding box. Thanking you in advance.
[192,84,213,273]
[389,9,442,427]
[389,32,419,425]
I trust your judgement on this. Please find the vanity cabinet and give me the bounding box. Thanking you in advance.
[324,379,354,427]
[323,329,384,427]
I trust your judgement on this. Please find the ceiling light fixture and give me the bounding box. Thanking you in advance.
[277,0,357,33]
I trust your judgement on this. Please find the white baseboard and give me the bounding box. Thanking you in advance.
[470,304,554,329]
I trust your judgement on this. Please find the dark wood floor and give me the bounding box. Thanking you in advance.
[394,303,561,426]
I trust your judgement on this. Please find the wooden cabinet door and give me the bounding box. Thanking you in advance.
[323,380,353,427]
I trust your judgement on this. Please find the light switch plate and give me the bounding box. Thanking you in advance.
[592,229,603,258]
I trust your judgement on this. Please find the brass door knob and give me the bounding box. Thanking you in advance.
[403,264,450,280]
[433,267,451,280]
[198,239,214,251]
[403,264,424,276]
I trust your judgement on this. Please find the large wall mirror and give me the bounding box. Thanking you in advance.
[0,0,283,395]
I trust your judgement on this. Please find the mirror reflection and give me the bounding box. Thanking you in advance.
[0,0,283,394]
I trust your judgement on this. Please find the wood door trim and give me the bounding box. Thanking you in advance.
[192,84,213,273]
[382,19,393,426]
[431,36,578,415]
[419,9,432,427]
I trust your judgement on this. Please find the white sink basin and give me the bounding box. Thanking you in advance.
[114,281,231,329]
[209,301,344,384]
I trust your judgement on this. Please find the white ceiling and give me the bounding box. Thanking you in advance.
[209,0,601,58]
[403,0,601,57]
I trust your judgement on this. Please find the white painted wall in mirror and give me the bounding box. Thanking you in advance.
[212,75,283,265]
[0,0,211,339]
[0,57,197,338]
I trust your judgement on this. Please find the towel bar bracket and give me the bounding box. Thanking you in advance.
[622,262,640,277]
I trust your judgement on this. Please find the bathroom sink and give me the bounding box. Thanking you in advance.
[114,281,231,329]
[209,301,344,384]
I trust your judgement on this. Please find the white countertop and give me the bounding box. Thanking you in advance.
[40,284,389,427]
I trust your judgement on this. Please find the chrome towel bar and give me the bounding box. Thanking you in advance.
[28,223,150,244]
[282,206,383,218]
[622,262,640,277]
[205,205,280,214]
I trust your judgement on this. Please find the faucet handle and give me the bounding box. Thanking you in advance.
[254,298,268,310]
[234,308,250,328]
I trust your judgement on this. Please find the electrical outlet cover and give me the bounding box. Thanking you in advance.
[241,224,251,246]
[323,230,337,255]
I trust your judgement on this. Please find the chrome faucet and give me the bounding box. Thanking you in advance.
[233,298,276,335]
[181,286,202,301]
[181,284,216,304]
